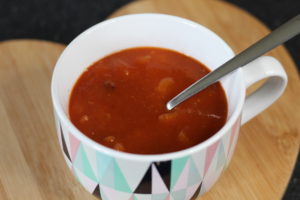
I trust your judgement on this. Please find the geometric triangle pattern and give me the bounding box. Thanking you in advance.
[99,186,110,200]
[152,164,169,194]
[59,123,71,162]
[83,144,98,181]
[134,161,172,194]
[199,182,206,196]
[190,182,202,200]
[101,185,132,200]
[116,158,150,192]
[55,115,241,200]
[100,160,115,188]
[134,165,152,194]
[96,151,113,181]
[216,141,226,170]
[171,156,188,190]
[153,161,171,191]
[227,116,241,160]
[172,159,190,192]
[92,184,101,199]
[204,140,220,175]
[73,166,98,193]
[171,189,186,200]
[187,159,201,187]
[186,182,201,200]
[228,122,237,153]
[190,150,205,182]
[114,160,132,193]
[69,132,81,161]
[74,144,97,182]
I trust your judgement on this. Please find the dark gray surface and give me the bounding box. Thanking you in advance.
[0,0,299,199]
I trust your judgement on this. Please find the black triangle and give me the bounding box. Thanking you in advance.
[190,182,202,200]
[92,184,101,199]
[134,165,152,194]
[60,123,71,162]
[154,161,171,190]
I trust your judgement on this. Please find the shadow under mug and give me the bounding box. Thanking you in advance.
[51,14,287,200]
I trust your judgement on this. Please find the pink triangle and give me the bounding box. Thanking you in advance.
[152,165,169,194]
[204,140,220,175]
[69,132,81,161]
[172,160,190,191]
[166,194,172,200]
[227,119,240,156]
[128,195,134,200]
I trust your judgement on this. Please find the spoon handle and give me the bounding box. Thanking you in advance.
[167,15,300,110]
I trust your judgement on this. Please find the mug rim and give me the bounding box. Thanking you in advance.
[51,13,245,162]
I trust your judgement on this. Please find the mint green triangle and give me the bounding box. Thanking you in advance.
[216,142,226,170]
[171,156,189,189]
[73,147,83,170]
[187,159,201,187]
[74,145,97,182]
[113,160,131,193]
[101,161,114,187]
[97,151,113,180]
[172,189,186,200]
[133,195,138,200]
[152,193,168,200]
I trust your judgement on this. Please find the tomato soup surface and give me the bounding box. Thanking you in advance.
[69,47,227,154]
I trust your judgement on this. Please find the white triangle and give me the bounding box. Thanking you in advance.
[203,166,223,191]
[73,167,98,193]
[101,185,132,200]
[221,130,230,157]
[152,164,169,194]
[116,158,151,192]
[191,150,205,178]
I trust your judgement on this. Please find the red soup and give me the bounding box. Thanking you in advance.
[69,47,228,154]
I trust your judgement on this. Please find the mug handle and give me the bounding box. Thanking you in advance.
[241,56,288,124]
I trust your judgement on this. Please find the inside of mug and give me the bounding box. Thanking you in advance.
[53,14,243,134]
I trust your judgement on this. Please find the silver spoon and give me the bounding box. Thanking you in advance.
[166,14,300,110]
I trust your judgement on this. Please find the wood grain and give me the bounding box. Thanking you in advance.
[0,40,97,200]
[0,0,299,199]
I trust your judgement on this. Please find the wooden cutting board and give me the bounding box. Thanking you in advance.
[0,0,299,200]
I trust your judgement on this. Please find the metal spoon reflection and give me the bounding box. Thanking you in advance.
[166,14,300,110]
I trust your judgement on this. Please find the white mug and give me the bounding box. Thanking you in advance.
[51,14,287,200]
